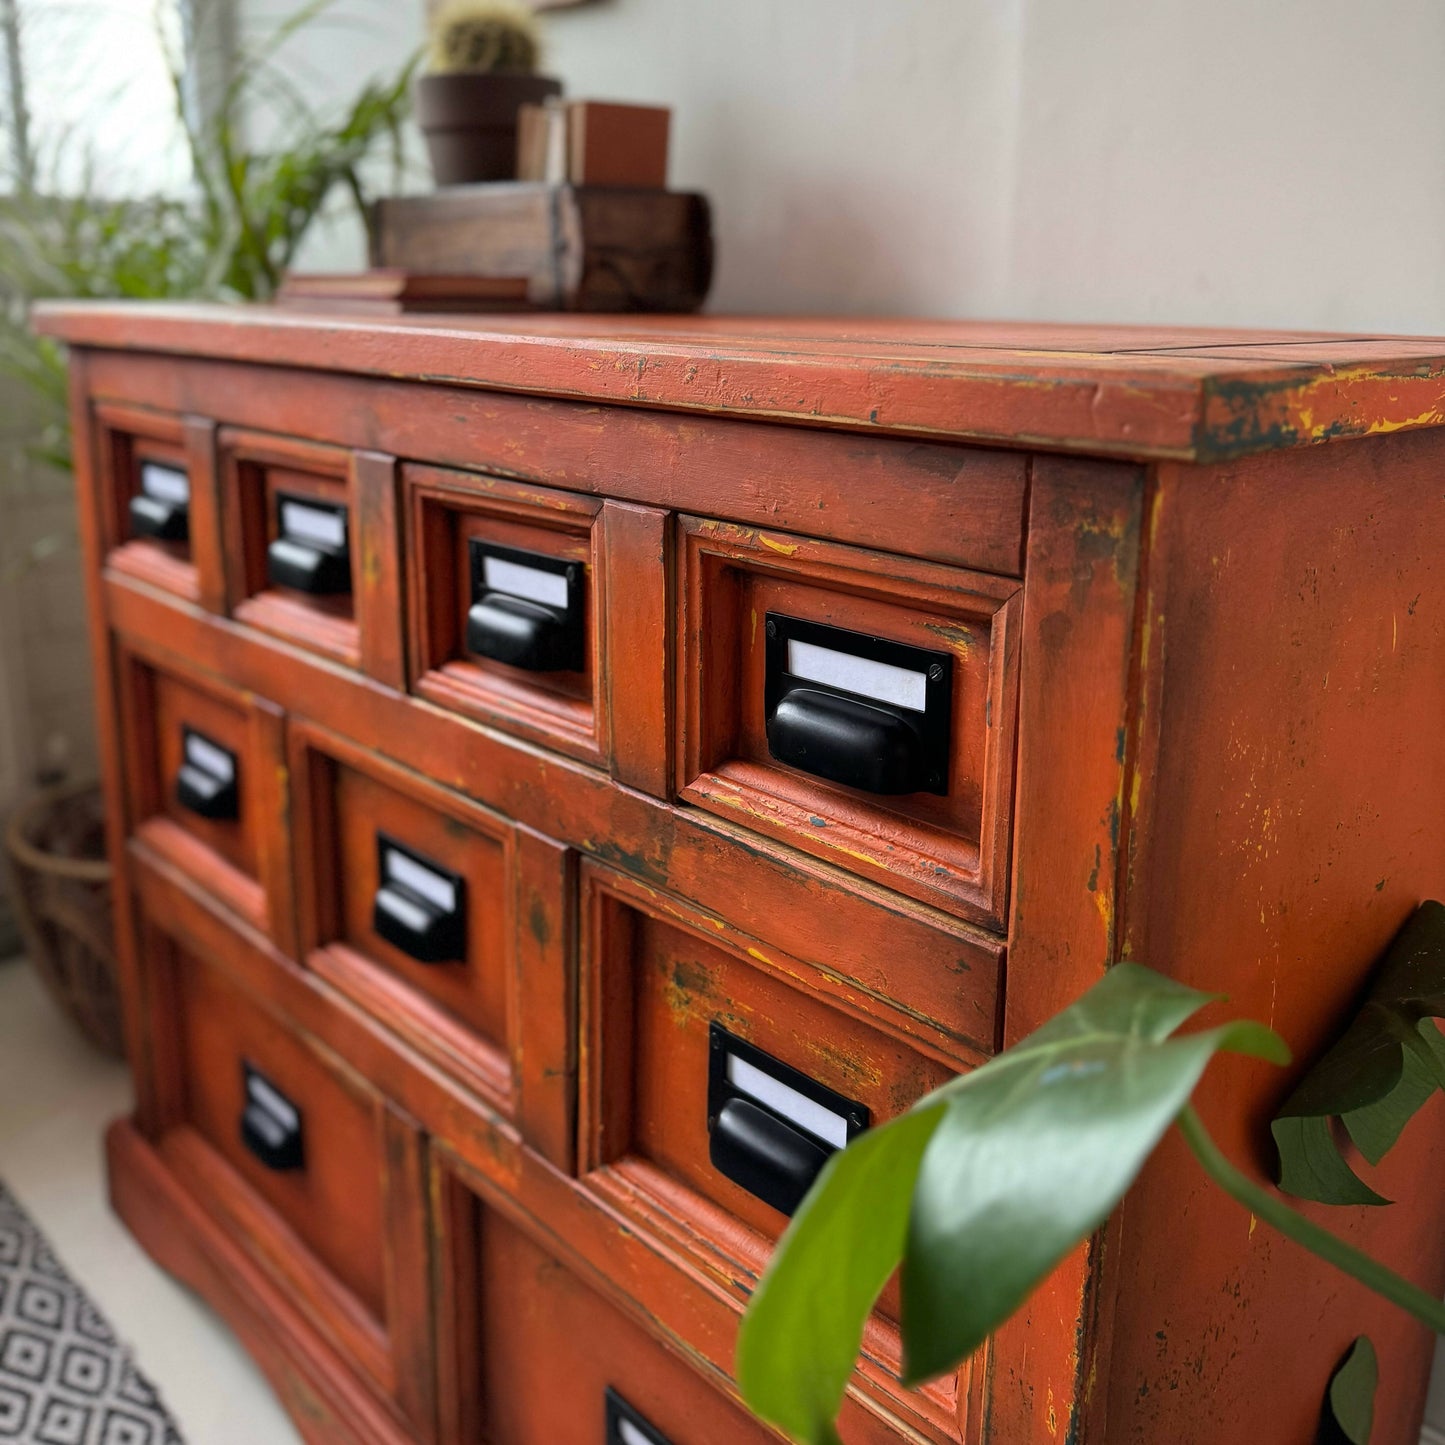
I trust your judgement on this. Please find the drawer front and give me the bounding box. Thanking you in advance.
[579,867,958,1246]
[677,519,1020,928]
[94,402,205,601]
[576,868,971,1438]
[289,719,517,1108]
[173,949,388,1324]
[136,905,437,1436]
[469,1204,775,1445]
[404,463,605,765]
[116,642,288,937]
[222,429,362,668]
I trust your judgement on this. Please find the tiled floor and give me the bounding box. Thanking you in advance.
[0,955,300,1445]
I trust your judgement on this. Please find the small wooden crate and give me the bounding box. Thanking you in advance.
[370,183,713,313]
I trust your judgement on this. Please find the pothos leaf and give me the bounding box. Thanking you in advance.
[735,1104,947,1445]
[1318,1335,1377,1445]
[1273,902,1445,1204]
[736,963,1288,1442]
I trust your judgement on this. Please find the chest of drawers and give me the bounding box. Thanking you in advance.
[37,305,1445,1444]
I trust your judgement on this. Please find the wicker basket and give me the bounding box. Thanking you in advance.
[3,782,122,1057]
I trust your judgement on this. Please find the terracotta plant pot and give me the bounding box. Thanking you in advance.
[416,72,562,186]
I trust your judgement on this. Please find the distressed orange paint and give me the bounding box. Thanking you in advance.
[35,305,1445,1444]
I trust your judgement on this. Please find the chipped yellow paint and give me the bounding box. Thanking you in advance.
[1249,1213,1258,1238]
[1365,407,1445,437]
[757,533,799,556]
[750,607,758,648]
[1046,1387,1059,1437]
[746,945,772,967]
[1092,886,1113,934]
[829,842,886,869]
[923,620,975,651]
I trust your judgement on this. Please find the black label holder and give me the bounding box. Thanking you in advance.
[266,492,352,595]
[371,833,467,965]
[466,539,585,674]
[240,1061,305,1172]
[605,1387,673,1445]
[707,1023,869,1218]
[129,459,191,542]
[175,726,239,821]
[763,612,954,798]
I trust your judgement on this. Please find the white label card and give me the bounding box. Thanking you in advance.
[785,638,928,712]
[246,1073,300,1131]
[184,733,235,783]
[140,462,189,505]
[383,847,458,914]
[482,554,570,610]
[280,499,347,550]
[615,1419,654,1445]
[726,1053,849,1149]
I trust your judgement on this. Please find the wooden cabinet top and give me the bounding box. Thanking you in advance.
[36,300,1445,464]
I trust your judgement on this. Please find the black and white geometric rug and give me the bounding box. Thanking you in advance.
[0,1181,183,1445]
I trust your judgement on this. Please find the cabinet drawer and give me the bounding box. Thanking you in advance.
[141,921,434,1436]
[459,1200,776,1444]
[116,641,289,937]
[221,428,364,668]
[576,868,970,1439]
[289,719,517,1109]
[677,519,1020,928]
[579,866,958,1241]
[94,402,205,601]
[404,464,605,765]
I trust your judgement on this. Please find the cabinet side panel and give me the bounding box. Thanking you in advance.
[1113,430,1445,1444]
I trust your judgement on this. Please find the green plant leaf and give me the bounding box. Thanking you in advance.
[1273,902,1445,1204]
[901,981,1287,1382]
[737,964,1288,1441]
[1318,1335,1377,1445]
[735,1104,947,1445]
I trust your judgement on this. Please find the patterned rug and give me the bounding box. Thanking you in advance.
[0,1181,183,1445]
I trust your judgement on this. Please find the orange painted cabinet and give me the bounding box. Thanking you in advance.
[43,304,1445,1445]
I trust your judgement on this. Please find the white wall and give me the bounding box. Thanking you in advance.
[261,0,1445,333]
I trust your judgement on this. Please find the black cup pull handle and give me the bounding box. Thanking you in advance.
[710,1098,831,1217]
[130,461,190,542]
[605,1388,673,1445]
[175,729,239,821]
[763,613,953,797]
[266,494,351,595]
[768,687,928,795]
[466,540,584,673]
[240,1063,304,1172]
[706,1024,869,1218]
[371,836,466,964]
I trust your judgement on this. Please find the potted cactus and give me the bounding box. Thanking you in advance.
[416,1,562,185]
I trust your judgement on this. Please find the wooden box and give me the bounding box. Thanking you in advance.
[370,183,713,313]
[37,301,1445,1444]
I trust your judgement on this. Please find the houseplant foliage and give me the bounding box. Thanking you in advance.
[736,932,1445,1445]
[415,0,560,185]
[1273,900,1445,1206]
[1320,1337,1378,1445]
[0,0,417,1048]
[0,0,417,476]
